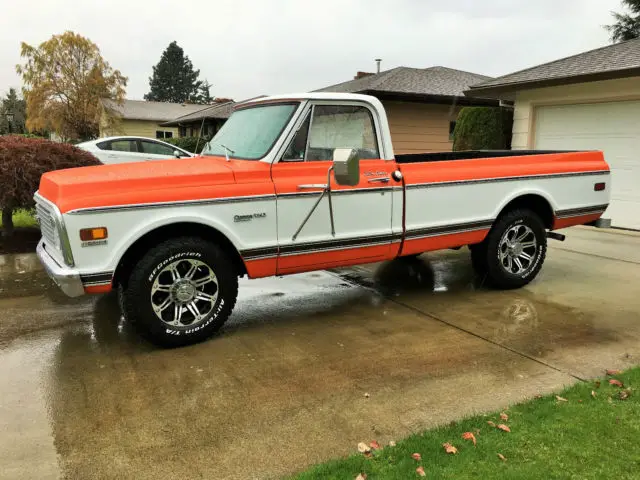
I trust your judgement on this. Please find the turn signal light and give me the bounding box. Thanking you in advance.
[80,227,108,241]
[594,182,606,191]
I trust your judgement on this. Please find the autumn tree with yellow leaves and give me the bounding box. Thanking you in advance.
[16,31,127,141]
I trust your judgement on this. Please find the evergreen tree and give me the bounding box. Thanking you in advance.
[606,0,640,42]
[144,41,204,103]
[0,88,27,134]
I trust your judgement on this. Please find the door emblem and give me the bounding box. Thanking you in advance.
[364,171,386,176]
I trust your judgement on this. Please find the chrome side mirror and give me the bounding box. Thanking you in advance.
[173,150,182,158]
[333,148,360,186]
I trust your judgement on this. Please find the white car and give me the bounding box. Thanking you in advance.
[76,136,194,164]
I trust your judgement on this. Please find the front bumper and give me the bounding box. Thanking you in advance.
[36,240,85,297]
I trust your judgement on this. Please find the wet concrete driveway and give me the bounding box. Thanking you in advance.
[1,226,639,479]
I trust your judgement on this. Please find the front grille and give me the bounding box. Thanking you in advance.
[35,200,58,249]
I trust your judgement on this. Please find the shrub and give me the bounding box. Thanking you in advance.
[166,135,211,154]
[452,107,514,151]
[0,135,101,236]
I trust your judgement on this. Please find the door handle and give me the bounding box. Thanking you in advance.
[297,184,328,190]
[368,177,390,184]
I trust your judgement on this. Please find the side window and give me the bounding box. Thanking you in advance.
[96,140,110,151]
[306,105,379,161]
[282,112,311,161]
[140,140,175,156]
[110,140,137,152]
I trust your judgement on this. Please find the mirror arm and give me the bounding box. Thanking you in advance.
[291,166,335,241]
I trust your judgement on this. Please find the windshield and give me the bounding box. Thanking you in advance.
[201,103,298,160]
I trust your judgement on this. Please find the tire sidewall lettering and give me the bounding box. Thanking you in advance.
[148,251,203,282]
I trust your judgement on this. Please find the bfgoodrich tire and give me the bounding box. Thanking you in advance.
[123,237,238,347]
[482,209,547,290]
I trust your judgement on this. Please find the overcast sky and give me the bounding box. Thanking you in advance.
[0,0,625,101]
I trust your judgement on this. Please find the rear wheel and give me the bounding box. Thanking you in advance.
[476,209,547,289]
[123,237,238,347]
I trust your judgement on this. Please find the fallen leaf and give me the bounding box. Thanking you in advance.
[416,466,426,477]
[594,381,601,389]
[556,396,568,402]
[364,452,373,458]
[364,392,370,398]
[462,432,477,446]
[355,474,367,480]
[534,394,543,399]
[487,421,496,427]
[606,369,622,376]
[497,424,511,433]
[619,389,632,400]
[369,440,381,451]
[411,453,422,461]
[500,412,509,421]
[358,442,371,454]
[475,429,481,435]
[443,443,458,454]
[578,400,583,403]
[388,440,396,447]
[497,453,507,462]
[609,379,624,388]
[591,390,597,398]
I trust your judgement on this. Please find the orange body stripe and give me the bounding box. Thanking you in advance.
[553,213,603,230]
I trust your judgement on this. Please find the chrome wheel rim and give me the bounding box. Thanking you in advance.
[498,225,537,275]
[150,259,219,328]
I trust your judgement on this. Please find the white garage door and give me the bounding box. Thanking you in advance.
[534,101,640,230]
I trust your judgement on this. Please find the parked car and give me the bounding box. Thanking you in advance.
[35,93,611,347]
[76,136,194,164]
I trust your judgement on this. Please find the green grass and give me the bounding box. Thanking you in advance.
[292,369,640,479]
[0,208,38,228]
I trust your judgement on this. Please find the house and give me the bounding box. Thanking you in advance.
[315,66,499,153]
[466,38,640,230]
[160,99,235,138]
[98,99,205,139]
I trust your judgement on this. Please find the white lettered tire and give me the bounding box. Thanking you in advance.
[123,237,238,347]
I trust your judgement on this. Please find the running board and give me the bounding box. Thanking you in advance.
[547,231,566,242]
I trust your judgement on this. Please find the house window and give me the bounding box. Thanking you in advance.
[449,121,457,141]
[155,130,173,139]
[179,126,187,138]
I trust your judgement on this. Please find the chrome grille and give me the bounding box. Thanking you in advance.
[35,200,58,249]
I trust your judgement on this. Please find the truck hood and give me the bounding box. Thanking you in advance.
[39,157,236,213]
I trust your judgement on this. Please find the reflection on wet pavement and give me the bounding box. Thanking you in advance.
[1,228,640,479]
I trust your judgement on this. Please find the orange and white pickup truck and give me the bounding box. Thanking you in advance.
[35,93,610,346]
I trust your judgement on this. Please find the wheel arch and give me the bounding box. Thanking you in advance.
[492,191,556,230]
[112,221,247,288]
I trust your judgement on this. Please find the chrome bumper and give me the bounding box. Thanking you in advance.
[36,240,85,297]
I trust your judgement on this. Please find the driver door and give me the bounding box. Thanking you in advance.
[271,102,397,275]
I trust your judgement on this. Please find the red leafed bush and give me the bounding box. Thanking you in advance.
[0,135,101,235]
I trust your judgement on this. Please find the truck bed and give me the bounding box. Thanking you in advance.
[395,150,578,164]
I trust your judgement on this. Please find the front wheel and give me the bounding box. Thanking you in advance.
[123,237,238,347]
[481,209,547,289]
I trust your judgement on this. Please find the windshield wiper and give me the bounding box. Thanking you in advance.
[220,144,235,162]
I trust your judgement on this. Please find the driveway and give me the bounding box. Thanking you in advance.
[1,226,639,480]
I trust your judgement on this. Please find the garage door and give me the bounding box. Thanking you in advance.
[534,101,640,230]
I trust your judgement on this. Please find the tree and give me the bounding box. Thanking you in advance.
[606,0,640,42]
[0,136,100,236]
[0,88,27,135]
[144,41,207,103]
[16,31,127,142]
[452,107,513,152]
[192,80,213,104]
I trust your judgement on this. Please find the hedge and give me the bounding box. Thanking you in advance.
[452,107,514,151]
[0,135,100,235]
[165,136,211,154]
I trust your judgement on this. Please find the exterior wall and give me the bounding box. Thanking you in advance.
[98,113,179,139]
[382,101,462,154]
[512,77,640,149]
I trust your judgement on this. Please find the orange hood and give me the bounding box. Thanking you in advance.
[39,157,236,213]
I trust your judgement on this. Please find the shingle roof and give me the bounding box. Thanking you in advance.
[468,37,640,94]
[315,66,494,98]
[160,101,235,126]
[100,99,205,122]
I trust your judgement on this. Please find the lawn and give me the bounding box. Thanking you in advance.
[0,208,38,228]
[292,369,640,480]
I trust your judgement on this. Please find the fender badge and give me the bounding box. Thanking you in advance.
[234,213,266,222]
